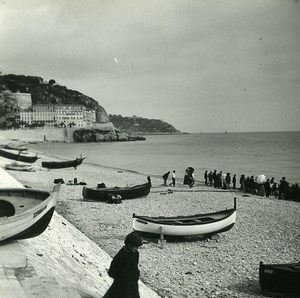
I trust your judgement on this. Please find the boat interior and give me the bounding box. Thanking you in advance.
[0,189,49,217]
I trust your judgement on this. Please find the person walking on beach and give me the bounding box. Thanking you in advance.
[162,171,170,186]
[232,174,236,189]
[204,170,208,185]
[103,232,143,298]
[170,170,176,186]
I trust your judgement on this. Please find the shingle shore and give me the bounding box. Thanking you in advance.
[3,151,300,298]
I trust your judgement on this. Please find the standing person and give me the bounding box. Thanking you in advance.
[189,170,195,188]
[240,174,245,191]
[264,179,271,198]
[169,170,176,186]
[212,170,217,188]
[204,170,208,185]
[225,173,231,190]
[208,171,213,186]
[162,171,170,186]
[103,232,143,298]
[232,174,236,189]
[183,168,189,185]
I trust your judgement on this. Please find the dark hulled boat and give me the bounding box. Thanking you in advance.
[259,261,300,297]
[82,182,151,201]
[0,184,61,242]
[42,156,85,169]
[0,148,39,163]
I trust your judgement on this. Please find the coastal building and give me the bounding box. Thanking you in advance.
[32,104,56,126]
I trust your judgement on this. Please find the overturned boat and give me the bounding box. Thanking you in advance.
[83,182,151,201]
[259,261,300,297]
[42,155,85,169]
[0,184,61,242]
[0,148,39,163]
[133,198,237,238]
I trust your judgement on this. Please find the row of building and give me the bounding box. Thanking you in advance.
[0,92,96,127]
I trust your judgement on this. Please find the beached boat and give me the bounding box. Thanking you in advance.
[82,182,151,201]
[259,261,300,297]
[0,148,39,163]
[41,155,85,169]
[0,184,61,242]
[5,162,34,172]
[5,144,28,151]
[132,198,237,237]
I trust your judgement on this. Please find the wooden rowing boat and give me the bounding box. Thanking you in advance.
[5,162,34,172]
[259,261,300,296]
[41,156,85,169]
[0,148,39,163]
[82,182,151,201]
[0,184,61,242]
[133,198,237,238]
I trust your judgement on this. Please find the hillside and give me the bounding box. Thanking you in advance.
[0,74,109,122]
[109,114,180,134]
[0,74,180,134]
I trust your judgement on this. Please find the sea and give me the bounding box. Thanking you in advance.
[30,131,300,185]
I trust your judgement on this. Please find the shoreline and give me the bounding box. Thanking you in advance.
[1,148,299,297]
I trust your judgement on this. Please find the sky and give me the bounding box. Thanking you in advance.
[1,0,300,133]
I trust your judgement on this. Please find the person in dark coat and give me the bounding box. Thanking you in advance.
[264,179,271,198]
[183,168,189,185]
[212,170,217,188]
[162,171,170,186]
[103,232,143,298]
[232,174,236,189]
[208,171,213,186]
[204,170,208,185]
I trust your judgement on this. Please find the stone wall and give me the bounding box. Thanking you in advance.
[0,127,74,142]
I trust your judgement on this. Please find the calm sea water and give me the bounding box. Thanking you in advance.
[30,131,300,185]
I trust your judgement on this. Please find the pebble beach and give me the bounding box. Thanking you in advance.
[1,148,300,298]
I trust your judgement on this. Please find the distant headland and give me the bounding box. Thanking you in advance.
[0,74,180,142]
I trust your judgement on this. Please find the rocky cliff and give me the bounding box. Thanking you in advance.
[73,128,145,142]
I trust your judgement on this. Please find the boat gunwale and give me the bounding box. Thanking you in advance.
[86,182,150,193]
[133,197,236,226]
[133,208,236,226]
[41,157,85,168]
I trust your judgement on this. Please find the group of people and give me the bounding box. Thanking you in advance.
[162,167,196,188]
[204,170,235,190]
[204,170,300,202]
[162,170,176,186]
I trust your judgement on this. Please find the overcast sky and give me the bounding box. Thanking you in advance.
[1,0,300,133]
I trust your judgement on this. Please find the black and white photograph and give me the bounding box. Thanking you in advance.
[0,1,299,297]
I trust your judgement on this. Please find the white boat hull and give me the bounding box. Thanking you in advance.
[0,185,60,242]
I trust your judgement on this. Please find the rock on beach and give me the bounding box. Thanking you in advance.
[2,150,300,298]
